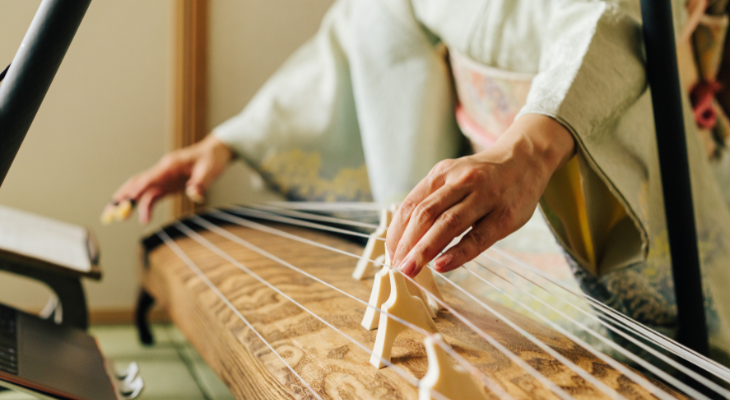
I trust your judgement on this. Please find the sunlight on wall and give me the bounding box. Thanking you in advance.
[0,1,174,310]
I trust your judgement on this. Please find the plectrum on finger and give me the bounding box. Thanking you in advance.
[113,199,134,221]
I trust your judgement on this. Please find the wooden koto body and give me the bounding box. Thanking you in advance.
[142,220,682,400]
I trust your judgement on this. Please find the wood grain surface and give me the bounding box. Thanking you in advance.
[142,222,684,400]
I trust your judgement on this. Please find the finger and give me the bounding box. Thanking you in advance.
[112,154,185,203]
[391,184,472,268]
[185,158,215,204]
[111,171,161,205]
[397,194,486,277]
[386,161,453,260]
[137,187,164,224]
[433,212,503,273]
[110,176,141,204]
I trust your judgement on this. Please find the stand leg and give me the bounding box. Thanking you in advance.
[135,288,156,345]
[47,277,87,330]
[0,260,88,330]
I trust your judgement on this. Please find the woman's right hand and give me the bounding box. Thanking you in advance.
[101,135,233,224]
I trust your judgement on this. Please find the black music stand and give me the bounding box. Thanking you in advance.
[639,0,709,356]
[0,0,94,331]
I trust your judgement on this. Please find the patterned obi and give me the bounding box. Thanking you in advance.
[449,49,534,152]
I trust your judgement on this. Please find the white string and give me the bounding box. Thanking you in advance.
[429,266,637,400]
[265,201,383,211]
[260,202,729,380]
[228,206,385,241]
[252,204,379,229]
[464,262,714,400]
[211,208,729,397]
[187,216,512,400]
[483,249,730,382]
[485,248,723,368]
[210,211,585,400]
[157,230,324,400]
[224,205,730,387]
[474,256,730,395]
[172,222,432,389]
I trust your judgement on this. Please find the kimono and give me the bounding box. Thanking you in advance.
[213,0,730,365]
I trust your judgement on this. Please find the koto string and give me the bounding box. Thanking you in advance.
[211,211,586,400]
[484,250,713,366]
[482,250,730,382]
[480,250,717,372]
[248,204,642,337]
[251,204,379,229]
[230,206,384,241]
[231,204,730,391]
[219,207,730,395]
[428,266,634,400]
[215,205,729,396]
[484,248,723,368]
[265,201,383,212]
[252,201,707,370]
[157,230,324,400]
[187,217,513,400]
[173,222,443,397]
[474,257,730,394]
[232,205,730,385]
[464,263,714,400]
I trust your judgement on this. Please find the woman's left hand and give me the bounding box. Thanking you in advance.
[385,114,576,278]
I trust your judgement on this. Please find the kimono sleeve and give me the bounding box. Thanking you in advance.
[212,0,371,202]
[518,0,650,275]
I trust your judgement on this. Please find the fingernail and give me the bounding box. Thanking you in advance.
[399,255,416,277]
[434,254,453,271]
[390,247,400,267]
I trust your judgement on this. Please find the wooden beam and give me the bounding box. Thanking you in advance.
[89,307,170,325]
[172,0,208,218]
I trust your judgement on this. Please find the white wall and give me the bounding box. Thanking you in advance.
[0,0,333,313]
[206,0,334,207]
[0,1,174,311]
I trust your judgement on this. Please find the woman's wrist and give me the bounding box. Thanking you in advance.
[200,134,234,163]
[489,113,576,177]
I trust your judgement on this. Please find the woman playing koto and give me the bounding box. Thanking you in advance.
[103,0,730,365]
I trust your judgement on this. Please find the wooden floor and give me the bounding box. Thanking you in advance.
[142,222,683,400]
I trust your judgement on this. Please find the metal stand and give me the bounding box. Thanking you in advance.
[0,0,92,186]
[639,0,709,356]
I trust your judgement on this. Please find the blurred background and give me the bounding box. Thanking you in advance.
[0,0,333,322]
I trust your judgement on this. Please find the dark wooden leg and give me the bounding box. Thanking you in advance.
[45,276,88,330]
[0,261,88,330]
[135,288,155,345]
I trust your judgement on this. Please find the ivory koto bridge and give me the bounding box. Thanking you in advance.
[142,221,682,400]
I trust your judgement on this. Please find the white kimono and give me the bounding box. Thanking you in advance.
[214,0,730,364]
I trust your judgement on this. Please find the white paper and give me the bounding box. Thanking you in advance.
[0,205,91,273]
